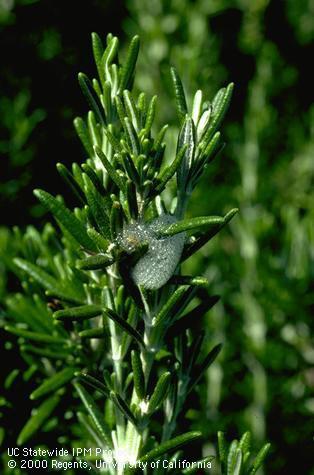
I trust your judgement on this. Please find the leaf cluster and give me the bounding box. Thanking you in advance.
[0,32,270,474]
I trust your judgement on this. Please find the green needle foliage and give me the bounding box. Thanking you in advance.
[1,33,270,473]
[218,432,271,475]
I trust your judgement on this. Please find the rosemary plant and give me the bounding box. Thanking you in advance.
[3,33,270,474]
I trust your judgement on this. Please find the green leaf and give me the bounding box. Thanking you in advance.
[131,350,145,400]
[137,91,146,115]
[72,162,85,190]
[87,228,110,252]
[200,82,234,147]
[104,308,145,348]
[115,94,127,124]
[248,443,271,474]
[148,372,171,414]
[23,365,38,382]
[182,456,215,474]
[120,304,140,357]
[13,257,80,304]
[75,372,109,398]
[87,110,102,148]
[201,130,222,163]
[153,124,169,151]
[126,180,139,219]
[123,117,140,156]
[119,35,140,92]
[140,431,202,463]
[45,290,84,305]
[191,90,203,126]
[78,327,105,339]
[118,260,144,311]
[21,345,70,360]
[74,382,111,446]
[94,146,126,192]
[78,72,105,125]
[56,163,85,205]
[153,286,190,327]
[168,295,220,338]
[143,95,157,135]
[193,131,222,184]
[82,161,103,190]
[17,395,60,445]
[224,208,239,223]
[104,127,121,151]
[150,144,188,198]
[77,411,103,447]
[91,32,105,85]
[227,440,239,475]
[189,343,222,391]
[169,275,209,287]
[197,108,211,140]
[118,153,141,187]
[54,304,102,321]
[115,284,125,313]
[160,215,224,236]
[177,117,196,189]
[77,254,115,271]
[102,36,119,81]
[30,367,76,400]
[182,208,238,261]
[123,90,139,131]
[218,431,228,472]
[239,431,251,454]
[102,80,112,119]
[110,201,124,236]
[110,391,137,426]
[73,117,94,157]
[4,325,66,345]
[34,189,96,252]
[170,67,188,123]
[81,164,103,197]
[228,446,242,475]
[4,369,19,390]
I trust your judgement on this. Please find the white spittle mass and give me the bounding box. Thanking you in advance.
[118,215,186,290]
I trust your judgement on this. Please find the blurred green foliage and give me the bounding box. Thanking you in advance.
[1,0,313,474]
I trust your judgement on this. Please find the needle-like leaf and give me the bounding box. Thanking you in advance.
[75,372,110,398]
[140,431,202,462]
[170,67,188,123]
[34,189,96,252]
[189,343,222,392]
[78,72,105,125]
[94,146,126,193]
[5,325,66,345]
[248,443,271,474]
[160,215,225,236]
[103,308,145,348]
[119,35,140,92]
[77,254,115,271]
[110,391,137,426]
[131,350,145,400]
[30,367,76,400]
[74,382,112,446]
[148,372,171,414]
[53,304,102,321]
[17,395,60,445]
